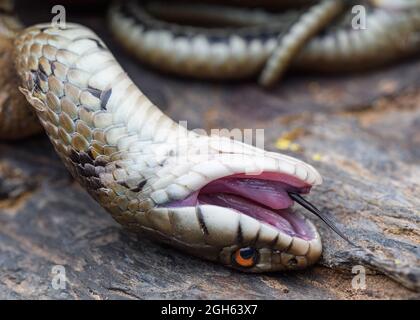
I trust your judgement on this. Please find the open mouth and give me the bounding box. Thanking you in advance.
[165,172,318,241]
[165,171,352,244]
[197,173,316,241]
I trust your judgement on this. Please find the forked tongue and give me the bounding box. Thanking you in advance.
[199,176,355,245]
[168,175,355,245]
[288,192,356,246]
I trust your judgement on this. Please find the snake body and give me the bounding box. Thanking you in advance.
[109,0,420,86]
[1,0,419,272]
[15,22,325,271]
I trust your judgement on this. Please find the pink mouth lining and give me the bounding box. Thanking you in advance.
[165,172,315,241]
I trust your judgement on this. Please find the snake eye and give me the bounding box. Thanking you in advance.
[233,247,258,268]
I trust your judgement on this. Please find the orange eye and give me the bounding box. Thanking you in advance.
[233,247,258,268]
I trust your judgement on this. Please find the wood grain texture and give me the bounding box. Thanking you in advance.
[0,1,419,299]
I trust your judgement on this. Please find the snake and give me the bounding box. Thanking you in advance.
[14,21,329,272]
[109,0,420,86]
[0,0,418,272]
[0,0,41,139]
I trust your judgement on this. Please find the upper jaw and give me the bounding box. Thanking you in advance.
[148,136,322,206]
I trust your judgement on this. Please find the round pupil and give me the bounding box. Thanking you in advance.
[239,247,255,260]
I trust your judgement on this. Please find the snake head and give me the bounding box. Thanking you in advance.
[120,134,324,272]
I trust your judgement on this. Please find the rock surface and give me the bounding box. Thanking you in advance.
[0,1,419,299]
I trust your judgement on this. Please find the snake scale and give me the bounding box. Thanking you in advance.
[1,0,419,272]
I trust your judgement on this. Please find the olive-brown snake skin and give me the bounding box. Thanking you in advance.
[0,0,40,139]
[1,0,419,272]
[110,0,420,86]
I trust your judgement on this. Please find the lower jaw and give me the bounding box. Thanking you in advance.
[165,191,315,241]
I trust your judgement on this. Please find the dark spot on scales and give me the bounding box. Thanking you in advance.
[67,150,107,192]
[31,71,41,92]
[39,64,48,77]
[158,158,167,167]
[94,158,108,167]
[130,180,146,192]
[79,151,94,165]
[70,151,94,175]
[37,70,47,82]
[69,150,80,163]
[88,177,103,190]
[196,206,209,236]
[83,164,97,177]
[87,86,101,99]
[119,181,130,189]
[236,223,243,245]
[100,89,112,110]
[85,37,106,49]
[270,234,279,248]
[87,149,96,160]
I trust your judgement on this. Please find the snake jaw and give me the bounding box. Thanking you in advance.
[147,137,324,272]
[149,203,322,272]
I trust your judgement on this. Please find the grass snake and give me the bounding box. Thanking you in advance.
[0,0,419,271]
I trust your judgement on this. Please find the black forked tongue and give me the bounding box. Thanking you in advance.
[288,192,356,247]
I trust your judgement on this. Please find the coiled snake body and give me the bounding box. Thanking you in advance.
[110,0,420,85]
[1,0,420,271]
